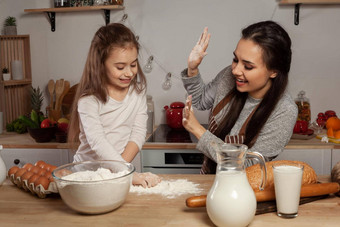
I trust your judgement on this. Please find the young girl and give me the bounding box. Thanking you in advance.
[68,23,160,187]
[181,21,298,174]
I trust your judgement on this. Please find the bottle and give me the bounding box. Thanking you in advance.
[295,91,311,123]
[146,95,154,134]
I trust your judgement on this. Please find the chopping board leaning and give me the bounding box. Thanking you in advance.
[316,134,340,144]
[186,182,340,215]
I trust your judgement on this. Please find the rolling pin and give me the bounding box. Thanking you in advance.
[186,182,340,208]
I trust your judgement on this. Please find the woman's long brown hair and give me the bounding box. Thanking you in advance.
[67,23,146,149]
[214,21,292,147]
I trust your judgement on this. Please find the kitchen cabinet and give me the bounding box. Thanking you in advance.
[1,148,71,171]
[141,149,203,174]
[24,5,124,32]
[0,35,32,127]
[275,148,332,175]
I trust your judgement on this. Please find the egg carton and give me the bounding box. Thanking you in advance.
[8,174,59,199]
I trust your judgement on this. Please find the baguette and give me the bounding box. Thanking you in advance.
[246,160,317,192]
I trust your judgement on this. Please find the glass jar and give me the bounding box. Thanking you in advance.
[147,95,154,134]
[295,90,311,123]
[54,0,71,7]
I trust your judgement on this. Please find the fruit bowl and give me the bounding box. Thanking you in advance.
[28,127,57,143]
[52,160,135,214]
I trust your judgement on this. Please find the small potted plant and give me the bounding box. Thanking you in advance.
[2,67,11,81]
[4,16,17,35]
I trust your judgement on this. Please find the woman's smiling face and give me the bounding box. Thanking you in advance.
[231,38,277,99]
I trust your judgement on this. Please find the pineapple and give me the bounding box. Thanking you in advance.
[31,86,44,113]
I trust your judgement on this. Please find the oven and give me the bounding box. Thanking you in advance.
[141,124,207,174]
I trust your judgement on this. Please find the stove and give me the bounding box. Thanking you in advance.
[146,124,208,143]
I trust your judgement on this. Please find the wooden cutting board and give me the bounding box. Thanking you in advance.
[316,134,340,144]
[256,195,329,215]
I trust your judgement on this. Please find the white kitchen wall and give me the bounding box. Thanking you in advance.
[1,0,340,125]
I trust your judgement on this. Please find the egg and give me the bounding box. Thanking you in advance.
[43,164,52,172]
[27,174,40,187]
[37,168,47,176]
[34,176,50,190]
[44,171,54,182]
[35,160,46,168]
[8,166,20,177]
[21,171,35,182]
[14,168,27,180]
[30,166,41,174]
[22,163,34,171]
[49,165,57,172]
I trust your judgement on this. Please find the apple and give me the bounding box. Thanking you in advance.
[57,118,69,124]
[40,119,55,128]
[58,122,69,133]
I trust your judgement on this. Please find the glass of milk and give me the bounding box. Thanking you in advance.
[273,163,304,218]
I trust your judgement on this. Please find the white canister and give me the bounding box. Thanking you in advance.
[0,145,6,185]
[11,60,24,80]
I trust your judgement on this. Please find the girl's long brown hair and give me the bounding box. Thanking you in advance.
[214,21,292,147]
[67,23,146,149]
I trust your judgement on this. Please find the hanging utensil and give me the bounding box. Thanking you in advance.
[57,80,70,112]
[54,79,65,111]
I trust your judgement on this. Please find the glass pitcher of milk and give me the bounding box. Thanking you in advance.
[206,142,267,227]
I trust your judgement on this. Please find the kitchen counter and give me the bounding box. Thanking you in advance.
[0,128,339,149]
[0,174,339,226]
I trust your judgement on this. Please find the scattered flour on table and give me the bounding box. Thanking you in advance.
[130,179,203,198]
[61,168,130,181]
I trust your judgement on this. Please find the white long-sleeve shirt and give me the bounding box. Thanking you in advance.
[73,88,147,163]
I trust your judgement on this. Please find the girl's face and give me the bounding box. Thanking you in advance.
[231,38,277,99]
[104,46,138,95]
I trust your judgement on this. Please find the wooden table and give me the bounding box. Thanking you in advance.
[0,174,339,226]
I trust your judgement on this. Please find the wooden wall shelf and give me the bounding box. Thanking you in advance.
[280,0,340,4]
[24,5,125,32]
[279,0,340,25]
[2,79,32,87]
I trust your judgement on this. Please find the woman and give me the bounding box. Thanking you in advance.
[181,21,298,174]
[68,23,160,187]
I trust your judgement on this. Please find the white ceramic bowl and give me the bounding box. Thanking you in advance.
[52,160,135,214]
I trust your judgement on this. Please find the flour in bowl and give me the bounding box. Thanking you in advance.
[130,179,202,198]
[61,168,129,181]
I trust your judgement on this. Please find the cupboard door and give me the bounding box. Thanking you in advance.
[1,148,70,171]
[275,149,331,175]
[332,149,340,169]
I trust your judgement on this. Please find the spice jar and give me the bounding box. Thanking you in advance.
[295,90,311,123]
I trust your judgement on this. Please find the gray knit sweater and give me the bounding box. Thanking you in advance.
[181,66,298,167]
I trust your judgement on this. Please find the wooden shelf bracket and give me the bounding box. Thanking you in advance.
[294,3,301,25]
[47,12,56,32]
[104,9,110,25]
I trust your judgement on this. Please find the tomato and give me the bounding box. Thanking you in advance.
[293,120,308,133]
[40,119,52,128]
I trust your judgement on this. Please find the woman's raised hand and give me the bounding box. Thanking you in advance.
[187,27,211,77]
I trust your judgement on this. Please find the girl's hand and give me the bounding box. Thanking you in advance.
[187,27,211,77]
[182,95,206,139]
[132,172,161,188]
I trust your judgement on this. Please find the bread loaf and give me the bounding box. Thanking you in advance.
[246,160,317,192]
